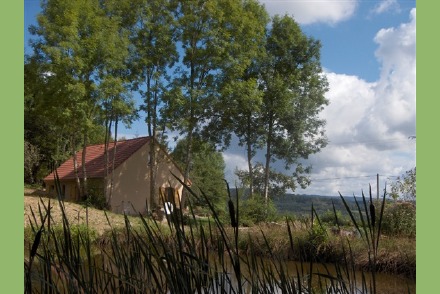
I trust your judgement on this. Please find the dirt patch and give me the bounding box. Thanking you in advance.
[24,195,142,235]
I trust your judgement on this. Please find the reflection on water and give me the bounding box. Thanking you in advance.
[214,254,415,294]
[28,251,415,293]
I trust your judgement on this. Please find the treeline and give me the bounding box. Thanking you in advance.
[274,194,357,216]
[25,0,329,206]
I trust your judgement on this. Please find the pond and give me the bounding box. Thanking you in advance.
[212,254,416,294]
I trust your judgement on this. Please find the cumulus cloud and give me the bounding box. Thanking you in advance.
[222,152,249,184]
[323,8,415,150]
[259,0,358,25]
[368,8,416,140]
[297,8,416,194]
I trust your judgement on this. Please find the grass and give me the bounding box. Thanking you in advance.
[24,182,415,293]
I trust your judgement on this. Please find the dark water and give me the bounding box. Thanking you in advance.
[277,260,415,294]
[217,255,416,294]
[28,252,415,293]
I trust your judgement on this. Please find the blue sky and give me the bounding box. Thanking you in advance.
[24,0,416,196]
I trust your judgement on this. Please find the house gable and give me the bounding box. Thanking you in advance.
[44,137,150,181]
[43,136,187,215]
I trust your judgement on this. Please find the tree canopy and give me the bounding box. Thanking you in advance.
[25,0,329,209]
[172,137,227,211]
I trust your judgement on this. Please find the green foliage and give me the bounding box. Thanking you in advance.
[52,224,98,244]
[381,201,416,237]
[257,15,329,198]
[308,222,328,248]
[390,167,416,200]
[320,209,351,227]
[162,0,272,207]
[172,137,227,211]
[24,141,41,184]
[81,179,108,210]
[238,195,277,226]
[26,0,137,187]
[236,162,310,198]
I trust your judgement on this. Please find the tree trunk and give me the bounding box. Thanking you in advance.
[108,118,118,209]
[104,118,112,208]
[246,115,254,198]
[263,118,273,204]
[71,136,82,201]
[81,132,88,199]
[146,70,159,213]
[149,137,158,211]
[180,60,196,211]
[181,127,193,210]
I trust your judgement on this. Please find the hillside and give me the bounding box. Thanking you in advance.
[229,188,365,217]
[274,194,359,216]
[24,190,142,235]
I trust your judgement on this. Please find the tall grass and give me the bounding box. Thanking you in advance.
[24,177,412,293]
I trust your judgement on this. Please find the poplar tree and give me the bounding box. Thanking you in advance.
[163,0,270,208]
[206,0,269,199]
[125,0,178,212]
[259,15,329,201]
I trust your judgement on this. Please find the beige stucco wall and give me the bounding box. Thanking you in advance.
[106,143,185,215]
[44,179,78,202]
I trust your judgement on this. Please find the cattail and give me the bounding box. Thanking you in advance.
[228,199,237,228]
[30,228,43,259]
[370,202,376,228]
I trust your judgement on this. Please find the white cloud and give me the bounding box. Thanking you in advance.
[298,8,416,194]
[320,72,376,144]
[371,8,416,137]
[321,8,415,151]
[371,0,401,15]
[259,0,358,25]
[222,152,249,185]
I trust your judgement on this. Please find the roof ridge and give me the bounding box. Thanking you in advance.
[83,136,151,148]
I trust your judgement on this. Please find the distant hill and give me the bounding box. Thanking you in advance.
[228,188,362,217]
[273,194,358,216]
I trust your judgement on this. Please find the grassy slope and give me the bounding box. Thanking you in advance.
[24,192,142,236]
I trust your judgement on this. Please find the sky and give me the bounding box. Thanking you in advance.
[24,0,416,197]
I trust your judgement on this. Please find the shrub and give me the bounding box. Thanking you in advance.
[80,179,108,210]
[238,195,277,226]
[308,222,328,249]
[320,209,351,227]
[381,201,416,237]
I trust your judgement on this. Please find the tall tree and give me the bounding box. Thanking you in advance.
[28,0,135,198]
[125,0,178,212]
[25,55,71,176]
[205,0,269,199]
[164,0,270,208]
[259,15,329,201]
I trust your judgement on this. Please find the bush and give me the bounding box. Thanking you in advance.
[381,201,416,237]
[308,222,328,248]
[81,179,108,210]
[320,209,351,227]
[238,195,277,226]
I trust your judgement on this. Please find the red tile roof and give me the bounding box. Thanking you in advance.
[44,137,151,181]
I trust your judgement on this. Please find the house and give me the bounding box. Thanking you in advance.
[43,136,187,215]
